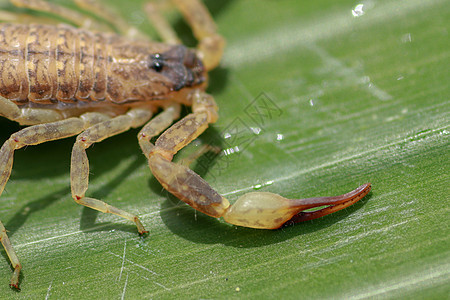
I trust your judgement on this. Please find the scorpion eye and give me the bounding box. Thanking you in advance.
[149,53,164,72]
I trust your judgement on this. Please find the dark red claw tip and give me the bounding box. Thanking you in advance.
[286,183,372,225]
[139,230,149,237]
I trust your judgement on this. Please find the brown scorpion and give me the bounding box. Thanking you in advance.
[0,0,371,290]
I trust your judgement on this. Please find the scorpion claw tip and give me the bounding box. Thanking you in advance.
[139,230,149,237]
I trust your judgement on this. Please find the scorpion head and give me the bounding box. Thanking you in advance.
[148,45,207,92]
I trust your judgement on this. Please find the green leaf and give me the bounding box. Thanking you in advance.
[0,0,448,298]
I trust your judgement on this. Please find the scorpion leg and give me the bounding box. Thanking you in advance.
[70,108,153,235]
[144,1,181,44]
[0,115,85,195]
[138,104,181,157]
[0,8,57,25]
[0,222,21,290]
[146,90,371,229]
[171,0,225,70]
[144,0,225,70]
[73,0,146,39]
[178,144,221,168]
[137,103,218,167]
[9,0,110,32]
[0,101,91,289]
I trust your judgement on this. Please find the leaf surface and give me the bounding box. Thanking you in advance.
[0,0,448,298]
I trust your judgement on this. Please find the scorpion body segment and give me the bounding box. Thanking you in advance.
[0,0,371,290]
[0,23,206,110]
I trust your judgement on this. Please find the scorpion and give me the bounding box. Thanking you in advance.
[0,0,371,290]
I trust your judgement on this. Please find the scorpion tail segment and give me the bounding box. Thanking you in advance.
[222,183,371,229]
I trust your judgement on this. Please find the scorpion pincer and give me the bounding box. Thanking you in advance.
[0,0,371,290]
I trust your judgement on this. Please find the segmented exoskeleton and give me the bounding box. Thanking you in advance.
[0,0,371,290]
[0,23,205,115]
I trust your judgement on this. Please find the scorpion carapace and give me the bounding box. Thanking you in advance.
[148,45,207,91]
[0,0,371,290]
